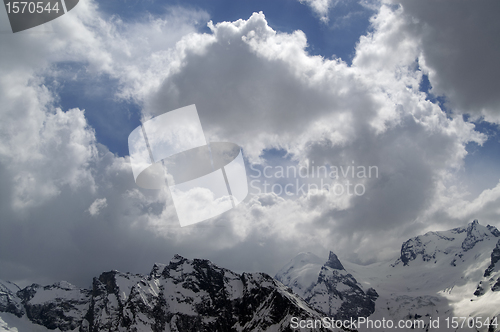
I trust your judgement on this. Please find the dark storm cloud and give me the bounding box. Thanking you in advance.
[390,0,500,122]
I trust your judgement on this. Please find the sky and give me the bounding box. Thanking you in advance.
[1,0,500,289]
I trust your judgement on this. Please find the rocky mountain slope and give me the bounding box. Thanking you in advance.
[275,252,378,320]
[275,220,500,331]
[2,220,500,332]
[351,220,500,331]
[0,255,334,332]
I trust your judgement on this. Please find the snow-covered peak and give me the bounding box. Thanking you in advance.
[462,219,498,251]
[276,251,377,319]
[169,253,186,264]
[1,255,329,331]
[395,220,500,267]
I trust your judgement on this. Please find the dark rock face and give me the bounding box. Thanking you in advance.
[484,239,500,278]
[1,256,332,332]
[18,282,91,331]
[474,239,500,297]
[311,262,377,320]
[492,278,500,292]
[400,237,426,266]
[325,252,345,270]
[474,281,486,297]
[313,265,376,320]
[462,220,486,251]
[487,225,500,238]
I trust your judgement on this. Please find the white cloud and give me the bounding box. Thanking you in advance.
[0,0,210,213]
[0,0,210,284]
[0,69,97,211]
[0,0,499,287]
[88,198,107,216]
[136,9,489,264]
[298,0,336,23]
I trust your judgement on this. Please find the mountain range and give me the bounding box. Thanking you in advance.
[1,220,500,331]
[276,220,500,331]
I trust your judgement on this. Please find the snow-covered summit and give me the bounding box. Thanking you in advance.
[276,251,377,320]
[394,219,500,267]
[357,220,500,331]
[1,255,332,332]
[276,220,500,331]
[2,220,500,331]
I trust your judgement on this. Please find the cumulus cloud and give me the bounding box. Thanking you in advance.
[0,0,209,285]
[1,0,499,288]
[138,9,489,263]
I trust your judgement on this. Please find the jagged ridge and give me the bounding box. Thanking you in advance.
[1,255,333,332]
